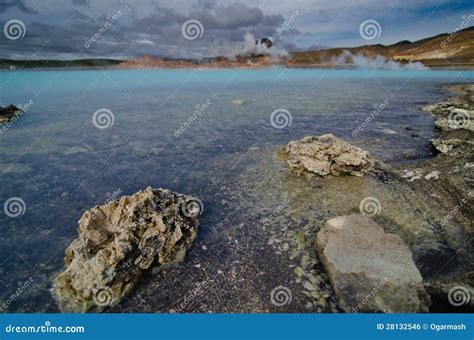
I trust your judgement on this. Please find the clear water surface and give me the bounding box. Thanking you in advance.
[1,68,473,312]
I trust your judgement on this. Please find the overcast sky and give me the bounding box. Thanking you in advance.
[0,0,473,59]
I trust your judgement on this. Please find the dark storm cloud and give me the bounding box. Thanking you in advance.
[0,0,472,59]
[0,0,298,59]
[0,0,37,14]
[71,0,88,6]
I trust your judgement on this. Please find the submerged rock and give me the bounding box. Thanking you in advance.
[0,105,22,124]
[315,215,429,313]
[52,187,200,312]
[281,134,374,177]
[231,99,246,105]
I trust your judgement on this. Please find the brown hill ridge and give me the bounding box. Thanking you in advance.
[118,54,287,69]
[290,26,474,69]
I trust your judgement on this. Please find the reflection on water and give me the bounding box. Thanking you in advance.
[0,69,473,312]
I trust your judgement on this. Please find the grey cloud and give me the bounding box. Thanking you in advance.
[0,0,462,60]
[0,0,302,59]
[0,0,37,14]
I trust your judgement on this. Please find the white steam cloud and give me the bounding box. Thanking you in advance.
[331,50,429,70]
[221,32,288,60]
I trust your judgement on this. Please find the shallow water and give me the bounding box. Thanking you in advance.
[1,68,473,312]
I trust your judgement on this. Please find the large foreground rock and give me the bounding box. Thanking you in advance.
[316,215,429,313]
[282,134,374,177]
[52,187,200,312]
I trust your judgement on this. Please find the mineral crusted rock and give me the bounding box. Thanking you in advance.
[401,169,423,182]
[315,214,429,313]
[282,134,374,177]
[434,108,474,132]
[424,170,440,180]
[0,105,22,124]
[422,93,474,132]
[52,187,200,312]
[430,138,474,157]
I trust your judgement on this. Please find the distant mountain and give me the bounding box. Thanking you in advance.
[290,26,474,69]
[0,58,121,69]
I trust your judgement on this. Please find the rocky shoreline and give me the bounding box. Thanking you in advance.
[50,84,473,314]
[402,84,474,311]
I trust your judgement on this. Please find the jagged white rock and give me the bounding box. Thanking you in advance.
[282,134,374,177]
[52,187,200,312]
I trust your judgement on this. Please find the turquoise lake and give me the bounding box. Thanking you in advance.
[1,68,473,312]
